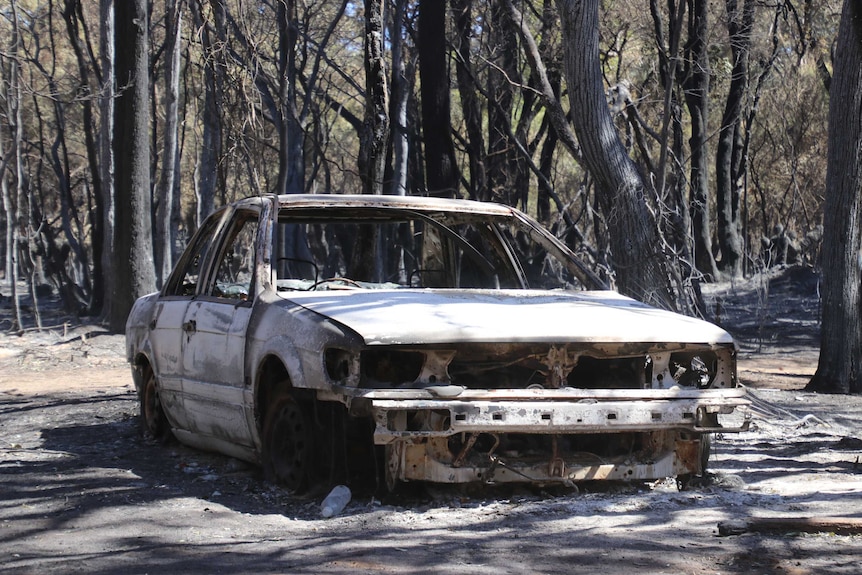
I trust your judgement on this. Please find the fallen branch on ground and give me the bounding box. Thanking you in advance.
[718,517,862,536]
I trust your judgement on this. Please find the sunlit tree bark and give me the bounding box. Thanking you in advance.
[389,0,409,197]
[556,0,676,309]
[98,0,115,322]
[155,0,183,285]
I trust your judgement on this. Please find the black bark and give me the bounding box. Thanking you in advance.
[191,0,223,221]
[359,0,389,197]
[110,0,155,332]
[418,0,459,197]
[682,0,719,280]
[715,0,753,278]
[98,0,115,323]
[61,0,104,310]
[808,0,862,394]
[276,0,305,195]
[451,0,487,201]
[486,0,520,205]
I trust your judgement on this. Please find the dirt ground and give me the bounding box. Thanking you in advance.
[2,267,861,574]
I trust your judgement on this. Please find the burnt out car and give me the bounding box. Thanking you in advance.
[126,194,749,492]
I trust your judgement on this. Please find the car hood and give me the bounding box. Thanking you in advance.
[278,289,734,346]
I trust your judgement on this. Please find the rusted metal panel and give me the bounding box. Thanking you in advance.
[674,437,704,475]
[390,437,704,484]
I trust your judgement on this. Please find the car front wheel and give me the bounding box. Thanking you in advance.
[262,393,313,493]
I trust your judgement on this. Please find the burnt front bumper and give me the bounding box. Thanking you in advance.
[354,387,750,485]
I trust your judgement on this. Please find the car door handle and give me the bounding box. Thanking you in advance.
[182,320,197,334]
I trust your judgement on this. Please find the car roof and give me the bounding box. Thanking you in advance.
[270,194,518,216]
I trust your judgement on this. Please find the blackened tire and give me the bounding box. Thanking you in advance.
[262,393,312,493]
[140,365,173,443]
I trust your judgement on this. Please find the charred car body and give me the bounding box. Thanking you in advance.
[126,194,749,492]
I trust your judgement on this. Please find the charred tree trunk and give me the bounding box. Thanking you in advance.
[808,0,862,395]
[486,0,519,205]
[0,127,13,299]
[6,0,26,331]
[503,0,582,166]
[191,0,223,222]
[359,0,389,197]
[536,0,563,223]
[276,0,305,195]
[61,0,104,311]
[352,0,389,281]
[389,0,409,196]
[715,0,753,278]
[111,0,155,332]
[0,167,13,310]
[419,0,459,198]
[557,0,676,309]
[451,0,487,201]
[503,0,588,232]
[155,0,183,285]
[98,0,115,322]
[682,0,719,281]
[648,0,704,316]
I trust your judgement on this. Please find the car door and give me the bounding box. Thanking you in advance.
[147,210,226,431]
[180,209,260,446]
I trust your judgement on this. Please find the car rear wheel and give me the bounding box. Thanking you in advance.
[140,366,172,443]
[262,393,312,493]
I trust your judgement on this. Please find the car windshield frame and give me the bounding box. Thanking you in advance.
[270,204,599,292]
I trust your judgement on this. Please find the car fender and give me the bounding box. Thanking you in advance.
[125,292,159,374]
[249,334,307,393]
[248,292,363,391]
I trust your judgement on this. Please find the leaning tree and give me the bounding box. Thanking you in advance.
[556,0,676,310]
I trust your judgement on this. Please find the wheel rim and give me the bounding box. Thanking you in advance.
[266,399,310,491]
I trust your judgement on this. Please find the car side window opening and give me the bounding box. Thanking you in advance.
[210,213,258,300]
[162,214,223,297]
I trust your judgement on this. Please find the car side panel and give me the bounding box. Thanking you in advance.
[146,299,192,430]
[180,299,255,446]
